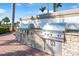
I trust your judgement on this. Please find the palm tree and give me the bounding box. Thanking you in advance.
[53,3,62,12]
[39,6,46,13]
[53,3,64,23]
[11,3,16,31]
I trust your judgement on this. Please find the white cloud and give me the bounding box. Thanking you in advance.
[72,4,79,8]
[44,10,48,13]
[16,3,22,6]
[26,3,34,6]
[0,9,6,13]
[72,5,78,8]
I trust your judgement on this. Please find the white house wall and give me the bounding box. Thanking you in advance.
[64,15,79,23]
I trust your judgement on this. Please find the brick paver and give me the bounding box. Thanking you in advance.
[0,32,49,56]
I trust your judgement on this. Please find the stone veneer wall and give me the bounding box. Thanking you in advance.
[62,32,79,56]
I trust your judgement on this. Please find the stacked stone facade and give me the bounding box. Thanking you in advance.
[62,32,79,56]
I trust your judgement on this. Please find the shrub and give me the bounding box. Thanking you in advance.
[0,25,10,34]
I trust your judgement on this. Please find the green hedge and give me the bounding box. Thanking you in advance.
[0,25,10,34]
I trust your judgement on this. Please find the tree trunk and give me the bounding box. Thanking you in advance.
[11,3,15,31]
[47,3,49,13]
[53,3,56,12]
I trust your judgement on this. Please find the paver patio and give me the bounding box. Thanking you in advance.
[0,32,49,56]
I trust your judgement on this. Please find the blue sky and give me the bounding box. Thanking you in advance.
[0,3,79,23]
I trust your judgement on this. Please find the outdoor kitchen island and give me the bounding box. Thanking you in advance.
[31,28,65,56]
[16,9,79,56]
